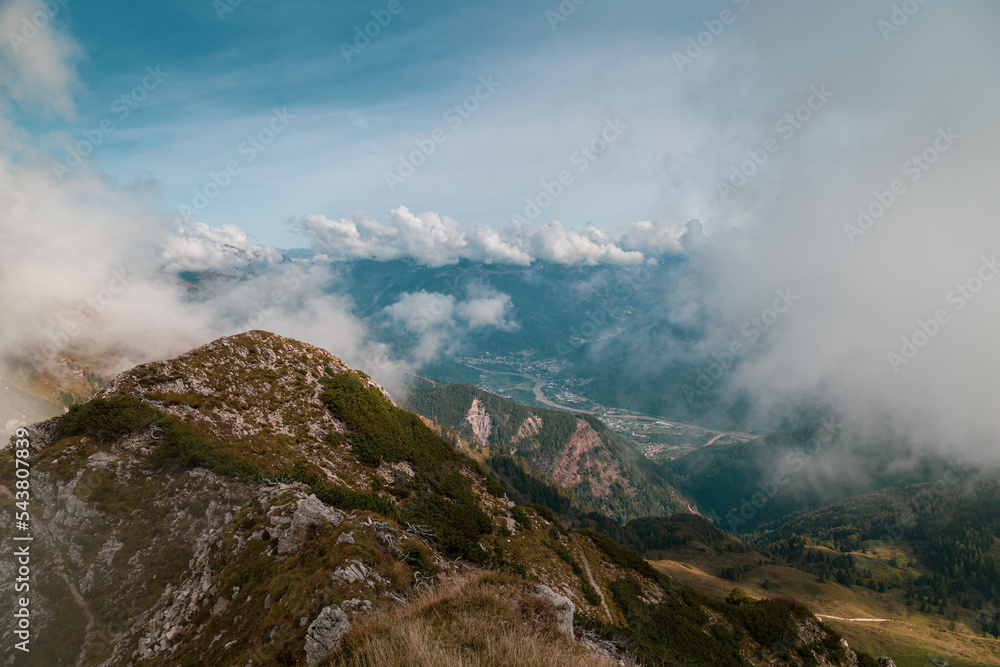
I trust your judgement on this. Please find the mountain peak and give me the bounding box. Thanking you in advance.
[91,330,391,489]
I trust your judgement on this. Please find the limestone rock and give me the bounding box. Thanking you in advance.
[876,658,897,667]
[211,597,228,616]
[277,494,345,554]
[304,606,352,667]
[332,560,370,584]
[533,584,575,639]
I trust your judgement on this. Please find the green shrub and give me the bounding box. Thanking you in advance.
[726,587,752,606]
[55,395,161,442]
[511,506,531,529]
[151,420,263,481]
[579,529,664,583]
[582,581,603,606]
[401,542,438,578]
[736,598,798,648]
[320,372,501,564]
[56,395,264,482]
[313,483,399,519]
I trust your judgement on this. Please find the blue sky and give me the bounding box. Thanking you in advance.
[9,0,720,247]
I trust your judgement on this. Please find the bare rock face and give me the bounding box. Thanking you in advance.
[332,560,372,584]
[533,584,575,639]
[876,658,897,667]
[837,638,860,667]
[304,606,352,667]
[465,398,493,447]
[514,414,543,442]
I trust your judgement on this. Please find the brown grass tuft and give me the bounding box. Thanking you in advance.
[329,574,614,667]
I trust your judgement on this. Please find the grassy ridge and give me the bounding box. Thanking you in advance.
[319,372,502,564]
[57,395,264,480]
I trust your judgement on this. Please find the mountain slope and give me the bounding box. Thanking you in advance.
[1,331,876,666]
[665,421,968,534]
[406,383,692,523]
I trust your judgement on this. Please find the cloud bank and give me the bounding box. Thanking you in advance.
[654,1,1000,460]
[296,207,672,267]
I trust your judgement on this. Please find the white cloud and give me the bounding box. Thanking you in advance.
[654,1,1000,459]
[0,0,81,118]
[298,207,659,267]
[161,220,283,275]
[456,287,517,330]
[298,206,533,267]
[520,221,646,266]
[622,219,686,255]
[384,290,457,333]
[382,286,519,364]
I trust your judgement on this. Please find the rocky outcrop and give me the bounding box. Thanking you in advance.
[271,493,345,555]
[304,606,352,667]
[838,638,860,667]
[533,584,575,639]
[876,658,897,667]
[514,415,543,442]
[465,398,492,447]
[332,560,371,584]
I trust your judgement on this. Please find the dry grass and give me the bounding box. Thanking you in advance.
[329,573,614,667]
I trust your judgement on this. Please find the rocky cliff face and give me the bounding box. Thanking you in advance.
[407,383,692,522]
[0,332,873,666]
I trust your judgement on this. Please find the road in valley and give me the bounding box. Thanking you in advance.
[462,363,760,441]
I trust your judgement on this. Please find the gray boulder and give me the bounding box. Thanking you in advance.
[533,584,575,639]
[277,494,345,555]
[304,606,352,667]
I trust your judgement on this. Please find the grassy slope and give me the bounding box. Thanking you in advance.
[651,545,1000,667]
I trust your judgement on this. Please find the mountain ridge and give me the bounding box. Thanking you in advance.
[0,331,880,666]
